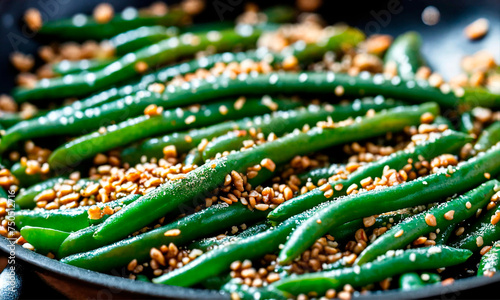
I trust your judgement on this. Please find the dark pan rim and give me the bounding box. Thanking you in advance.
[2,237,500,299]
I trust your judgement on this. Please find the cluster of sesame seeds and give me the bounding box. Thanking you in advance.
[32,153,195,211]
[229,257,281,288]
[127,243,204,279]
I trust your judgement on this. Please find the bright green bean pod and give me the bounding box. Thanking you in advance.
[449,191,500,252]
[15,177,67,209]
[356,180,499,265]
[94,103,436,245]
[20,226,70,255]
[459,112,475,134]
[38,7,187,41]
[201,132,249,161]
[268,130,473,222]
[298,164,345,184]
[475,121,500,152]
[222,280,288,300]
[273,246,471,295]
[14,194,140,232]
[399,272,426,291]
[52,58,116,75]
[13,26,261,102]
[1,50,270,152]
[188,222,271,251]
[384,32,425,80]
[478,241,500,276]
[124,97,397,164]
[48,97,300,169]
[111,25,180,55]
[277,144,500,264]
[60,203,267,269]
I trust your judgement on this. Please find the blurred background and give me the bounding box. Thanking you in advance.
[0,0,498,298]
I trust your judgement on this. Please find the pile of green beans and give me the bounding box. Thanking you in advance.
[4,9,500,298]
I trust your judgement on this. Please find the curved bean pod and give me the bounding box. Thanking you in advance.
[277,143,500,264]
[384,32,425,80]
[475,121,500,152]
[272,246,471,296]
[356,180,499,265]
[48,97,300,169]
[93,103,435,244]
[268,130,473,222]
[38,7,187,41]
[478,241,500,276]
[20,226,70,255]
[15,177,67,209]
[60,203,267,270]
[13,27,261,102]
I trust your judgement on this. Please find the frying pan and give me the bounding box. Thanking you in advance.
[0,0,499,299]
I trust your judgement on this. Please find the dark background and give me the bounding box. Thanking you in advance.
[0,0,499,299]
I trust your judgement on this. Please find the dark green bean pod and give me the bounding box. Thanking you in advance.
[201,132,249,161]
[189,222,271,251]
[93,104,436,245]
[5,70,457,152]
[15,177,67,209]
[0,50,271,153]
[13,27,261,102]
[268,130,473,222]
[273,246,471,295]
[461,87,500,110]
[459,111,475,134]
[399,272,426,291]
[60,203,267,270]
[449,192,500,252]
[38,7,187,41]
[384,32,425,80]
[111,25,180,55]
[0,110,44,128]
[10,162,43,188]
[478,241,500,276]
[475,121,500,152]
[433,115,454,128]
[123,97,397,164]
[52,58,116,75]
[183,147,204,166]
[20,226,70,255]
[277,144,500,264]
[434,224,456,245]
[356,180,499,265]
[329,213,411,243]
[48,97,300,169]
[297,164,345,185]
[14,194,140,232]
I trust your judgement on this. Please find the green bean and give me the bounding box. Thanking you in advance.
[14,194,140,232]
[48,97,300,169]
[123,97,397,164]
[201,98,399,161]
[384,32,425,80]
[433,115,454,128]
[13,27,261,102]
[462,87,500,109]
[277,143,500,264]
[329,213,411,243]
[0,51,270,152]
[399,272,426,291]
[478,241,500,276]
[93,103,435,245]
[151,204,321,286]
[189,222,272,251]
[459,112,475,134]
[356,180,499,265]
[53,58,116,75]
[297,164,345,184]
[268,130,473,222]
[20,226,70,255]
[15,177,67,209]
[38,7,187,41]
[273,246,471,295]
[449,193,500,252]
[60,203,267,270]
[475,121,500,152]
[111,26,180,56]
[10,162,43,188]
[434,224,456,245]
